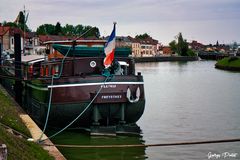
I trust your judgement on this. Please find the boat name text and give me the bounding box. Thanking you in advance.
[101,95,122,99]
[102,84,117,88]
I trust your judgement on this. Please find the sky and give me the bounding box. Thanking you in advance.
[0,0,240,45]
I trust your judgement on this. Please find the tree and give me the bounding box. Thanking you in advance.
[176,33,187,56]
[18,11,25,25]
[62,24,75,36]
[36,23,101,38]
[74,24,84,35]
[83,26,100,38]
[135,33,151,39]
[54,22,62,35]
[169,40,177,54]
[169,32,194,56]
[16,11,30,32]
[2,21,18,27]
[36,24,55,35]
[2,11,30,32]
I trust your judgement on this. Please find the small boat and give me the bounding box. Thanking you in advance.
[0,40,145,135]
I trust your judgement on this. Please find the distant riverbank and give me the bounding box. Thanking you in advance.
[215,57,240,71]
[134,56,198,63]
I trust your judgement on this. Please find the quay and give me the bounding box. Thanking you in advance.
[0,85,66,160]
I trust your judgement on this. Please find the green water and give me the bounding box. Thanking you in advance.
[48,130,146,160]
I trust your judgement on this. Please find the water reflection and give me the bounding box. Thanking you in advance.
[48,130,146,160]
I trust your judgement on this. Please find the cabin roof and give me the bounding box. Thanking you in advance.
[21,55,45,62]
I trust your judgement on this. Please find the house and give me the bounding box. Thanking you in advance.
[162,46,172,55]
[138,37,158,57]
[0,25,24,53]
[189,40,205,51]
[128,36,159,57]
[127,36,141,57]
[0,24,41,55]
[25,32,41,55]
[115,36,132,48]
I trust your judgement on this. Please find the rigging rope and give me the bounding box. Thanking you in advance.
[39,75,111,143]
[38,26,107,142]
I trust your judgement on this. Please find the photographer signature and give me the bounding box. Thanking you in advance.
[208,152,238,159]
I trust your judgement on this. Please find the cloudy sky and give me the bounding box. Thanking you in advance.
[1,0,240,45]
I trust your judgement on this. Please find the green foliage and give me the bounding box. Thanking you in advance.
[187,49,196,56]
[135,33,151,39]
[0,89,53,160]
[83,26,100,38]
[177,33,188,56]
[18,11,25,25]
[16,11,30,32]
[2,21,18,27]
[0,89,30,137]
[169,40,177,53]
[0,126,54,160]
[54,22,62,35]
[2,11,30,32]
[74,24,84,35]
[36,23,100,38]
[169,32,194,56]
[36,24,55,35]
[62,24,75,36]
[216,57,240,67]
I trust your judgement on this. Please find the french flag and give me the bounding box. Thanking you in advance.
[104,23,116,68]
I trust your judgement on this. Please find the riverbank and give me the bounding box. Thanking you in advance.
[0,86,56,160]
[215,56,240,71]
[133,56,198,63]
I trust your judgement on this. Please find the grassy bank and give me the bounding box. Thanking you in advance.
[0,87,54,160]
[215,57,240,71]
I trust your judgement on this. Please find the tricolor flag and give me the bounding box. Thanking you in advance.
[104,23,116,68]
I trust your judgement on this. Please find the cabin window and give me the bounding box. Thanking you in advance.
[119,61,129,75]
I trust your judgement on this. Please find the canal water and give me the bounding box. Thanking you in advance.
[49,61,240,160]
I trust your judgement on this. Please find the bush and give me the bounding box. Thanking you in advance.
[187,49,196,56]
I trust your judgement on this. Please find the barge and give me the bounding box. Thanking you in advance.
[0,37,145,135]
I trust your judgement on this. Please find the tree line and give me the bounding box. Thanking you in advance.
[2,11,101,38]
[36,22,100,38]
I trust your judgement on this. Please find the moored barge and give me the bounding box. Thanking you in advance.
[0,39,145,135]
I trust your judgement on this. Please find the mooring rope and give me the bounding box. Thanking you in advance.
[0,122,31,139]
[41,138,240,148]
[38,75,111,143]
